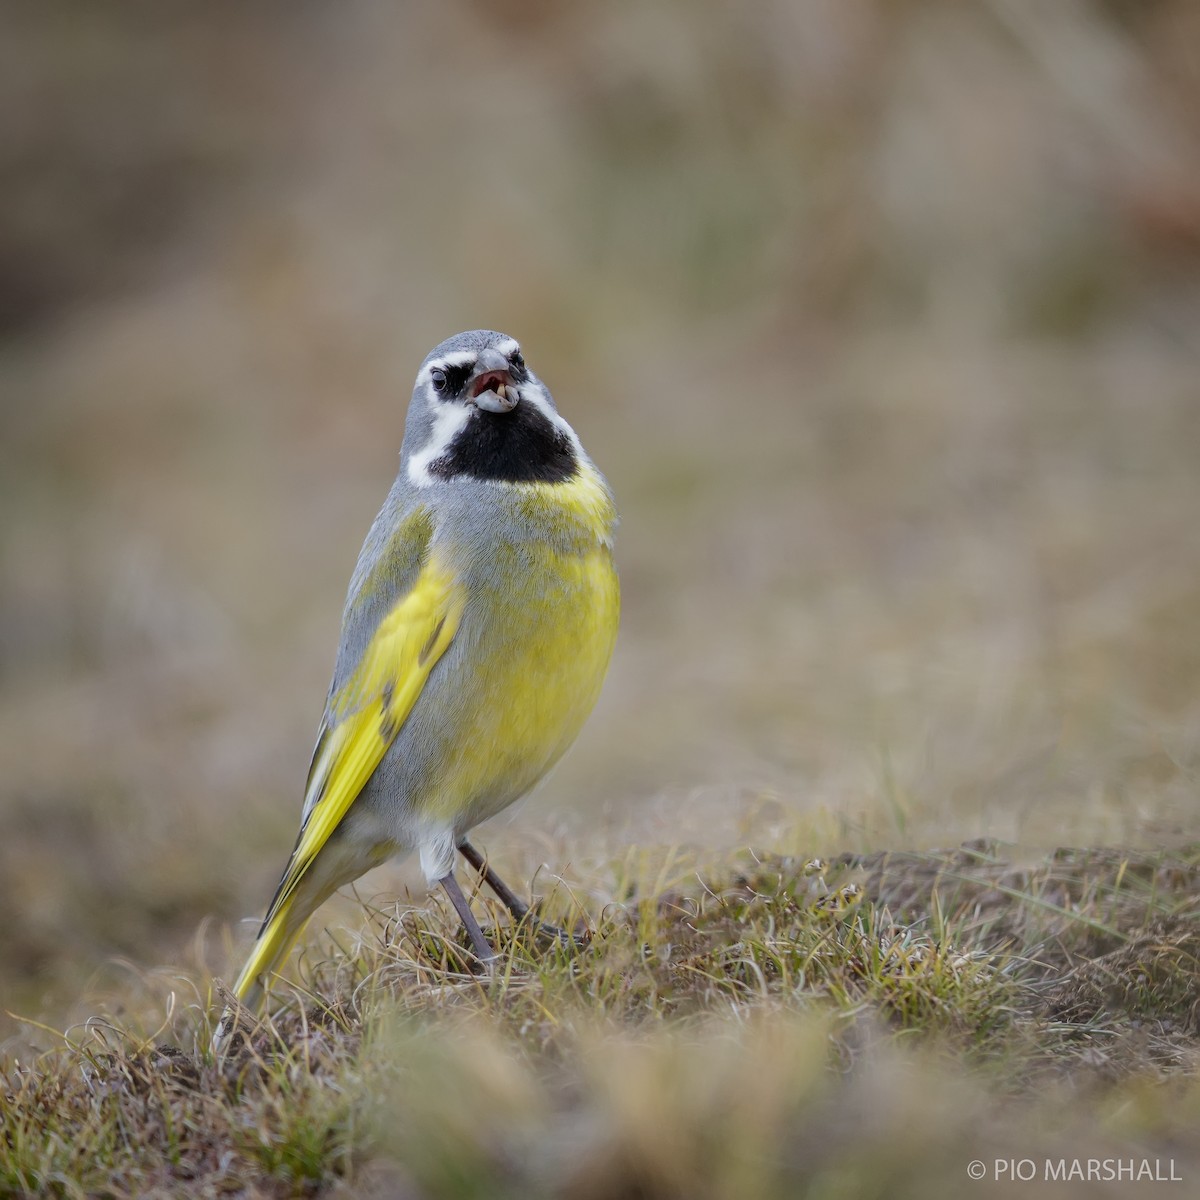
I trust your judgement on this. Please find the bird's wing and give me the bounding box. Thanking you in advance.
[256,547,465,936]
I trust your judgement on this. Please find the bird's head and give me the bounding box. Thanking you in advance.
[402,330,579,486]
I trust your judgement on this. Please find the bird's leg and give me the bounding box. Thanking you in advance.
[458,839,531,919]
[457,839,583,946]
[438,872,498,964]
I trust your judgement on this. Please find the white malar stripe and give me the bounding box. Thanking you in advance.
[518,379,586,461]
[407,400,472,487]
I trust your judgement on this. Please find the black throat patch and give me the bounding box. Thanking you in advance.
[429,402,578,484]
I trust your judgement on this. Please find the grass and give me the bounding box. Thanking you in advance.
[4,840,1200,1198]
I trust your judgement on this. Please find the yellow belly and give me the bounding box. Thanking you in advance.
[423,469,619,828]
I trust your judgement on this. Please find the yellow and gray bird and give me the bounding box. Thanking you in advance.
[227,329,619,1019]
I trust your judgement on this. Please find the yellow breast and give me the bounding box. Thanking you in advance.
[425,463,619,825]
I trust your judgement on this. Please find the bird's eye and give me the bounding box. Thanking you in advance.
[430,367,448,393]
[510,350,525,371]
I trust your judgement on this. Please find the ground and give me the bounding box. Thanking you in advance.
[4,839,1200,1198]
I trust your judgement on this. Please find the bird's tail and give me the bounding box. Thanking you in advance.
[236,902,309,1009]
[211,839,391,1054]
[211,898,308,1055]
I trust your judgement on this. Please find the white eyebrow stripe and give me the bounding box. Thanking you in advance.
[421,351,478,379]
[497,337,520,357]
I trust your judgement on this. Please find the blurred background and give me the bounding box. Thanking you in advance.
[2,0,1199,1036]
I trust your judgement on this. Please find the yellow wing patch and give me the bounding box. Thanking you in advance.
[260,555,464,931]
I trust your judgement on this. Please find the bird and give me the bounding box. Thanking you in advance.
[221,329,619,1029]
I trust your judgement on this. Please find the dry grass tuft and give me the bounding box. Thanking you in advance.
[5,842,1200,1197]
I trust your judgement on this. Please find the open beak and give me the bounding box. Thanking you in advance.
[468,349,519,413]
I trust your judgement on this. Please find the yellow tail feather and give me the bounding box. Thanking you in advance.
[233,901,309,1013]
